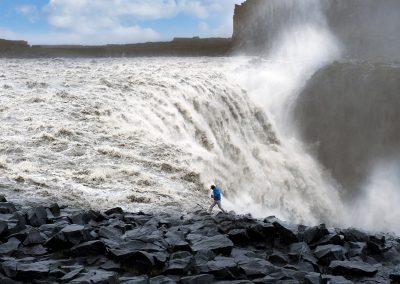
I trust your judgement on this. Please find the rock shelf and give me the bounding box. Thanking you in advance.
[0,196,399,283]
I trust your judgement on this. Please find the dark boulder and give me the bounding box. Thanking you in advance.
[123,251,157,274]
[190,234,233,255]
[69,240,106,257]
[180,274,215,284]
[119,275,149,283]
[329,260,378,276]
[104,207,124,216]
[163,251,194,275]
[247,222,275,242]
[26,206,48,227]
[304,272,321,284]
[0,203,17,214]
[0,195,7,202]
[321,274,353,284]
[48,203,60,217]
[302,224,330,244]
[60,224,91,245]
[0,237,20,254]
[149,275,176,283]
[341,228,369,243]
[22,228,46,245]
[238,258,277,278]
[69,269,118,284]
[268,250,289,265]
[272,221,298,244]
[314,245,346,265]
[347,242,367,259]
[15,261,50,281]
[203,256,238,279]
[60,267,83,282]
[228,228,250,245]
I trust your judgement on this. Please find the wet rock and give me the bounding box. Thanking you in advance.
[119,275,149,283]
[180,274,215,284]
[272,221,298,244]
[70,269,118,283]
[190,234,233,255]
[122,251,157,274]
[150,275,176,283]
[60,267,83,282]
[22,228,46,245]
[0,203,17,214]
[314,244,346,265]
[48,203,60,217]
[268,250,289,265]
[15,261,50,281]
[0,237,20,254]
[69,240,106,257]
[105,207,124,216]
[228,228,249,245]
[164,251,194,275]
[60,224,91,245]
[20,244,48,256]
[0,220,8,237]
[26,206,48,227]
[321,274,353,284]
[341,228,369,243]
[312,233,344,247]
[204,256,238,279]
[329,260,378,276]
[304,272,321,284]
[247,222,275,242]
[347,242,367,258]
[0,195,7,202]
[238,258,277,278]
[302,224,330,244]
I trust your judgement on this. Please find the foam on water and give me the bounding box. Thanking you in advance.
[0,57,344,225]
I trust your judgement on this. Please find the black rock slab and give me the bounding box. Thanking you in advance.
[329,260,378,276]
[190,234,233,255]
[180,273,215,284]
[69,240,106,257]
[69,269,118,284]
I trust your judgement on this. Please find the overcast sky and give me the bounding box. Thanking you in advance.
[0,0,242,45]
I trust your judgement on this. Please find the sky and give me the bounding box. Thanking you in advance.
[0,0,242,45]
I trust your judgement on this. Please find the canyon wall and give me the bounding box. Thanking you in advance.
[233,0,400,61]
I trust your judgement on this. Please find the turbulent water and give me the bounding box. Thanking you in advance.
[0,57,343,225]
[1,0,399,234]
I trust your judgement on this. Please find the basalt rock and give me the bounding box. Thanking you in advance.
[0,199,398,283]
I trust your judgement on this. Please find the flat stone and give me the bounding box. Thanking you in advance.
[180,274,215,284]
[119,275,149,283]
[70,269,118,284]
[15,261,50,281]
[329,260,378,276]
[238,258,277,278]
[22,228,46,245]
[69,240,106,257]
[314,244,346,264]
[0,237,20,254]
[26,207,48,227]
[272,221,299,244]
[104,207,124,215]
[190,234,233,255]
[304,272,321,284]
[0,203,17,214]
[149,275,176,284]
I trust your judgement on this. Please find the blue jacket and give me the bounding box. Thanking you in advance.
[212,187,221,201]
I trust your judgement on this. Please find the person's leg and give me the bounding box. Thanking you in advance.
[217,201,226,213]
[208,200,216,213]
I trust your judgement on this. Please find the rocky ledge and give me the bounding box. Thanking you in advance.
[0,196,399,283]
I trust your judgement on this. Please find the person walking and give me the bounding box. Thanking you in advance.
[208,185,226,213]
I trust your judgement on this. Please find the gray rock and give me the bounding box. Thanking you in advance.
[164,252,194,275]
[272,221,299,244]
[150,275,176,284]
[69,240,106,257]
[304,272,321,284]
[321,274,353,284]
[329,260,378,276]
[59,267,83,282]
[22,228,46,245]
[238,258,277,278]
[0,203,17,214]
[119,275,149,283]
[26,206,48,227]
[0,237,20,254]
[190,234,233,255]
[180,274,214,284]
[70,269,118,284]
[228,228,249,245]
[302,224,329,244]
[314,244,346,264]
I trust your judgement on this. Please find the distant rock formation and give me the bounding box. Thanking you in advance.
[0,37,232,58]
[233,0,400,61]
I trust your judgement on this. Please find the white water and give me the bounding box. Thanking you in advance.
[0,56,342,226]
